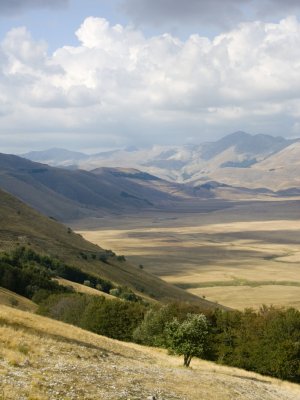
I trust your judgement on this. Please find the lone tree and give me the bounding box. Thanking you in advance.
[165,313,208,367]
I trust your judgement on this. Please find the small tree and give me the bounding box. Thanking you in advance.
[165,313,208,367]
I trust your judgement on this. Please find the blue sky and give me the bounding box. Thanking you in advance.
[1,0,300,152]
[0,1,124,52]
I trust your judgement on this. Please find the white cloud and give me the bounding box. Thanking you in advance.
[1,16,300,150]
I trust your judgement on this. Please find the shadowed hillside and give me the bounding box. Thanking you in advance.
[0,188,218,306]
[0,153,207,221]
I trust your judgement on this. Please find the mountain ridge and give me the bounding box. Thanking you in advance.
[19,131,300,190]
[0,153,202,221]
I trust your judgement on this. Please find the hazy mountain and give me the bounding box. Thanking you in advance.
[205,141,300,190]
[200,131,291,160]
[20,132,298,190]
[22,148,89,167]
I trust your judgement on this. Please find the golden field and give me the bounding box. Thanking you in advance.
[75,200,300,310]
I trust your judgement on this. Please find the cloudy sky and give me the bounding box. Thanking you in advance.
[1,0,300,152]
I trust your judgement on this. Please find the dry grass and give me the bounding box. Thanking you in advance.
[189,285,300,310]
[1,305,300,400]
[0,288,37,312]
[54,278,116,300]
[75,203,300,310]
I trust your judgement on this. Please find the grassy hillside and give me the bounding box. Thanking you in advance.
[54,277,116,300]
[0,287,37,312]
[1,305,299,400]
[0,188,217,306]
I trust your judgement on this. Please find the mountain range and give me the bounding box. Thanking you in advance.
[22,131,300,191]
[1,131,298,225]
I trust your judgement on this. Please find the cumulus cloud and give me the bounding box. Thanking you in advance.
[0,0,68,16]
[1,16,300,149]
[120,0,300,29]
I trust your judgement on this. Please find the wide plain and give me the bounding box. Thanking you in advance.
[75,199,300,310]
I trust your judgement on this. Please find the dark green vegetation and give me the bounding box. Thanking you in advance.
[0,247,138,302]
[165,313,209,367]
[135,303,300,382]
[210,306,300,382]
[0,247,70,300]
[0,188,215,305]
[38,293,146,341]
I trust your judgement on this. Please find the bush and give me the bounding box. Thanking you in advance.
[38,293,91,326]
[165,313,209,367]
[39,293,146,342]
[81,298,145,341]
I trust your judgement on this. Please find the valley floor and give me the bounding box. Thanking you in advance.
[0,305,300,400]
[74,199,300,310]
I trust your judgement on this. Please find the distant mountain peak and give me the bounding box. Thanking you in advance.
[22,148,89,164]
[200,131,292,161]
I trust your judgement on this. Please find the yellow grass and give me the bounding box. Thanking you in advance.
[75,204,300,310]
[1,305,300,400]
[189,285,300,310]
[54,278,116,299]
[0,287,37,312]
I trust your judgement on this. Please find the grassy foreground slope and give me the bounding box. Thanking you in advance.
[0,288,37,312]
[0,188,215,305]
[1,305,299,400]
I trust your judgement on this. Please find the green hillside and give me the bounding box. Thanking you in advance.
[0,188,218,306]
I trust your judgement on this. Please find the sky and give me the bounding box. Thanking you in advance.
[1,0,300,152]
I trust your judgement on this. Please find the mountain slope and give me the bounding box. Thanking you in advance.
[1,305,300,400]
[0,188,216,305]
[199,141,300,190]
[22,147,89,165]
[0,153,199,221]
[200,131,291,160]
